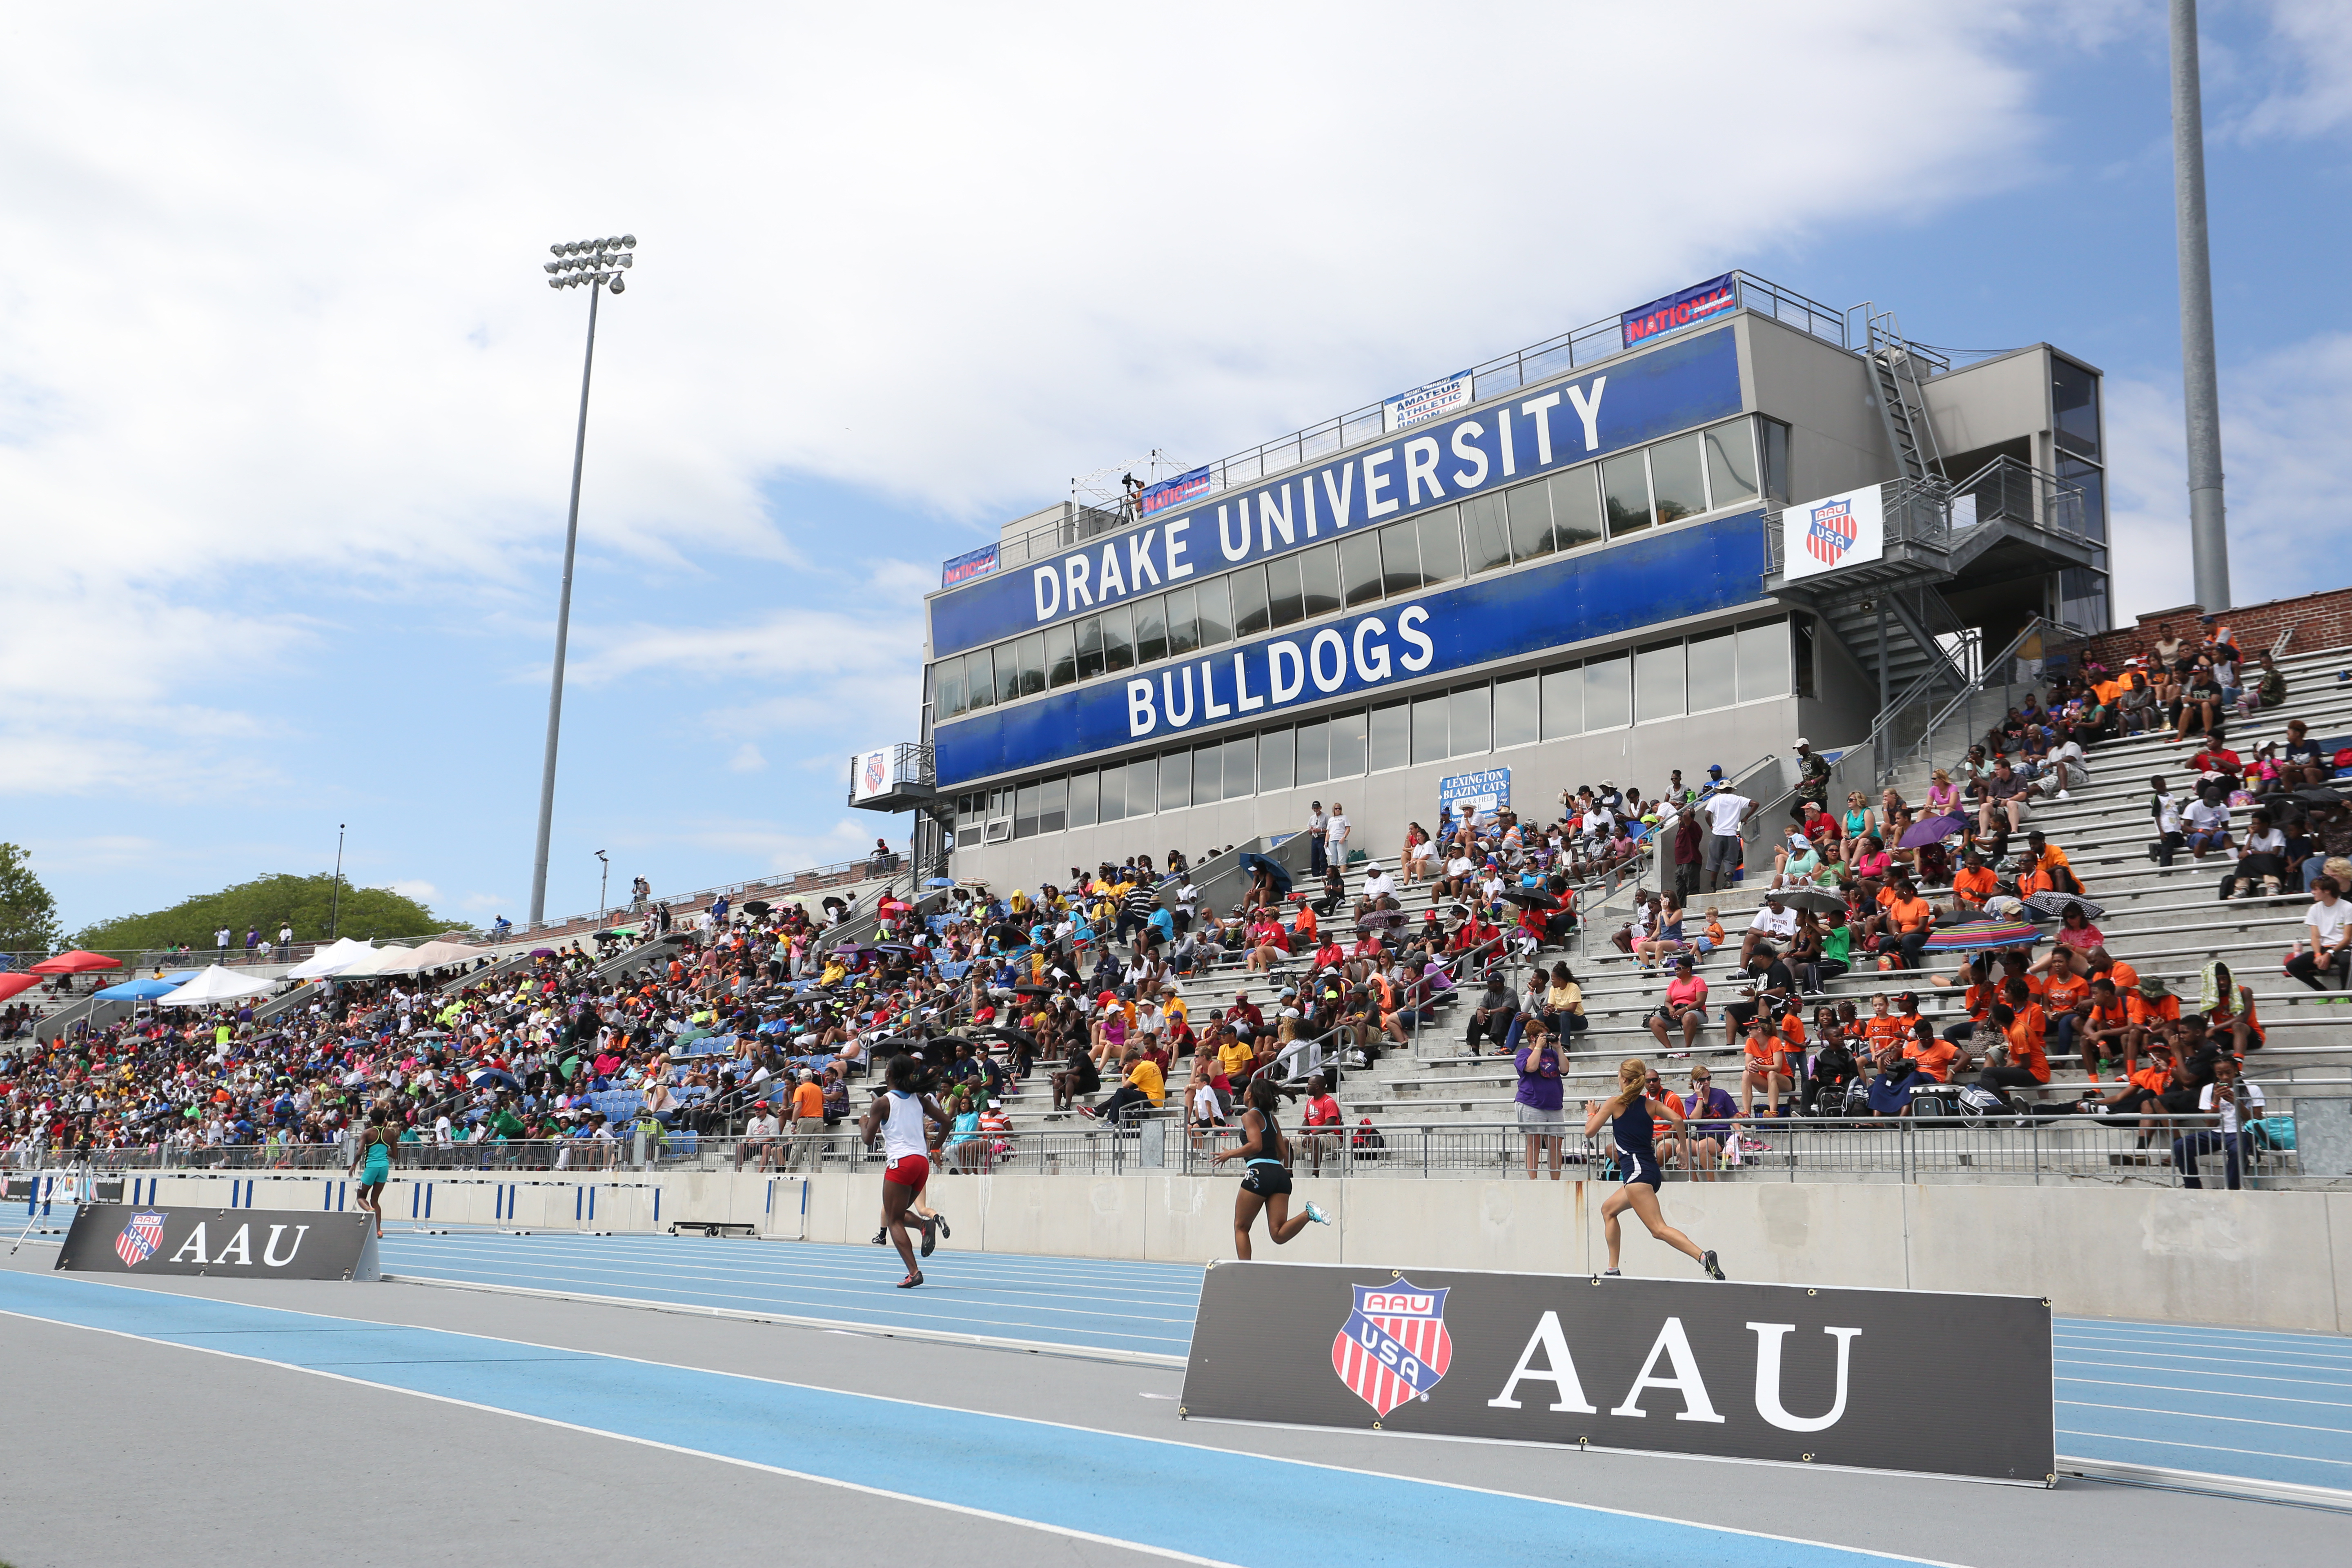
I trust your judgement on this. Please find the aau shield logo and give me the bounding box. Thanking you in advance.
[115,1210,166,1268]
[1803,498,1859,566]
[1331,1278,1452,1418]
[862,753,889,794]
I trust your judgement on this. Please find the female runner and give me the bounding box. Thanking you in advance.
[1210,1076,1331,1259]
[1584,1058,1725,1280]
[858,1054,953,1287]
[346,1107,395,1240]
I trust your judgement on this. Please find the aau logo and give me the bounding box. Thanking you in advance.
[1803,498,1859,566]
[1332,1279,1452,1418]
[115,1210,166,1268]
[862,753,890,794]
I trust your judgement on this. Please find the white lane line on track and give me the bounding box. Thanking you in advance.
[383,1264,1198,1334]
[392,1261,1199,1316]
[2058,1430,2352,1470]
[2058,1377,2352,1410]
[385,1251,1204,1305]
[2056,1333,2352,1364]
[2057,1359,2352,1392]
[2058,1320,2352,1350]
[2058,1401,2352,1438]
[389,1235,1208,1281]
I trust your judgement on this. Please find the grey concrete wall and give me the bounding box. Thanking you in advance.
[1740,314,1891,506]
[143,1167,2352,1335]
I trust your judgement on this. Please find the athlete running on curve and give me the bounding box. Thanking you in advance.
[347,1107,394,1239]
[1210,1076,1330,1260]
[1584,1057,1725,1281]
[859,1054,953,1287]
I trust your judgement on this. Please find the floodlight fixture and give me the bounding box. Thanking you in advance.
[528,229,638,926]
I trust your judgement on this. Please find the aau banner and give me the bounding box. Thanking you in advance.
[56,1205,380,1281]
[1181,1261,2052,1484]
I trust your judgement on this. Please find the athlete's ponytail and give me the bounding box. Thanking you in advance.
[1607,1057,1650,1116]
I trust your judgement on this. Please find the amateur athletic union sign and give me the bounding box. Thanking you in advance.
[1183,1262,2053,1484]
[57,1205,380,1281]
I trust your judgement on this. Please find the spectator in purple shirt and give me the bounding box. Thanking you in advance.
[1673,1065,1740,1180]
[1513,1027,1568,1181]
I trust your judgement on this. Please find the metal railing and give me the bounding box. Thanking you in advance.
[29,1112,2330,1190]
[964,272,1848,577]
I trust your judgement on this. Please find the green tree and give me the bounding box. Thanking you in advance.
[0,842,66,958]
[74,873,456,954]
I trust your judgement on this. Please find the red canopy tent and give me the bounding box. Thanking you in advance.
[28,950,124,976]
[0,972,40,1002]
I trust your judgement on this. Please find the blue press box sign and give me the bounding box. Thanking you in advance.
[941,543,1000,589]
[932,509,1767,786]
[1621,272,1737,348]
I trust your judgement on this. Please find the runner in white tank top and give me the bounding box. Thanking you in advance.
[859,1054,949,1288]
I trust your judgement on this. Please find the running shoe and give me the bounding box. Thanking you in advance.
[918,1215,938,1258]
[1602,1268,1621,1276]
[896,1271,924,1289]
[1702,1250,1727,1281]
[934,1215,952,1239]
[870,1227,886,1245]
[1304,1200,1331,1226]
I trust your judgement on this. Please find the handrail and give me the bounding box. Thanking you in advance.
[955,272,1849,579]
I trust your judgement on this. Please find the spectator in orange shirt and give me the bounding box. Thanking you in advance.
[1861,993,1905,1057]
[1904,1016,1965,1083]
[1886,878,1936,969]
[2077,978,2133,1078]
[1740,1018,1797,1118]
[1951,850,1998,916]
[1977,983,2050,1095]
[2123,977,2181,1076]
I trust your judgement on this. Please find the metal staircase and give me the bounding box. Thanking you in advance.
[1818,581,1976,706]
[1864,308,1946,486]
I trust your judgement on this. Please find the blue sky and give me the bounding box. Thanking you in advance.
[2,1,2346,939]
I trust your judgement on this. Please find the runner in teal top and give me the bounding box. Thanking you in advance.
[349,1108,394,1239]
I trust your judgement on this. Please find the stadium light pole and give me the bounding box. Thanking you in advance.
[595,849,609,924]
[528,234,636,927]
[2168,0,2230,611]
[330,823,345,940]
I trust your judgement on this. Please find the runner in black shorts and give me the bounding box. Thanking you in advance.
[1211,1076,1332,1259]
[1583,1056,1725,1281]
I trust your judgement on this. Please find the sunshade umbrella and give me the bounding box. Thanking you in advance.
[0,973,41,1002]
[1496,889,1559,910]
[2293,787,2350,805]
[29,949,122,976]
[1897,813,1969,850]
[471,1069,523,1091]
[1921,919,2044,954]
[2021,891,2108,923]
[1009,982,1055,996]
[94,977,181,1001]
[822,896,849,911]
[529,947,557,958]
[986,922,1029,948]
[1355,909,1407,930]
[742,900,772,915]
[1237,852,1293,895]
[1773,888,1847,916]
[875,942,917,955]
[925,877,954,888]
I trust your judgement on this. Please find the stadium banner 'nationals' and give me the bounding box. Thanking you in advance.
[1181,1261,2053,1485]
[1622,272,1737,348]
[928,325,1744,658]
[56,1205,380,1282]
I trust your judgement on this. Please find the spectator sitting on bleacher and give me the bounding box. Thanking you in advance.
[2286,877,2351,999]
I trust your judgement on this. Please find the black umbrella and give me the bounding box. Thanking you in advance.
[2294,787,2351,805]
[1774,888,1846,916]
[742,900,773,915]
[987,922,1030,948]
[2021,891,2108,922]
[1010,982,1055,996]
[1496,889,1559,910]
[1238,852,1293,895]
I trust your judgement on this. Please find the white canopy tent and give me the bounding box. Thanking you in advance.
[333,944,419,978]
[285,937,373,981]
[156,965,276,1007]
[402,938,488,973]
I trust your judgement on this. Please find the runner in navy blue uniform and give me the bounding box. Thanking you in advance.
[1211,1076,1331,1259]
[1584,1056,1725,1280]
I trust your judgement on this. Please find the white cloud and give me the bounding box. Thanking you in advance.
[386,879,438,901]
[727,743,767,774]
[2104,327,2352,621]
[2234,0,2352,140]
[460,892,510,912]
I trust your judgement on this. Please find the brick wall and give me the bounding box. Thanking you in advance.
[2059,583,2352,672]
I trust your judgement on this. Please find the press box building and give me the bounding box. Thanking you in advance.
[859,272,2108,888]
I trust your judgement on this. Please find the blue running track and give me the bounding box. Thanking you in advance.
[0,1268,1953,1568]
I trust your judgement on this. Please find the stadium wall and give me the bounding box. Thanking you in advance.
[129,1169,2352,1335]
